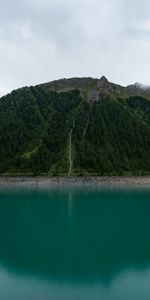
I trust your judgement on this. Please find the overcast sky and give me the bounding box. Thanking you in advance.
[0,0,150,96]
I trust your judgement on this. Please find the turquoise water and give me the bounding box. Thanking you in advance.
[0,186,150,299]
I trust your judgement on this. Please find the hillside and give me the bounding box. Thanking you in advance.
[0,76,150,175]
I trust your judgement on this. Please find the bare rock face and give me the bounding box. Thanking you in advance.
[88,76,111,102]
[88,88,99,102]
[97,76,113,98]
[98,76,109,89]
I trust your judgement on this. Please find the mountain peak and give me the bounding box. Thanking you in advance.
[98,76,109,89]
[99,76,109,83]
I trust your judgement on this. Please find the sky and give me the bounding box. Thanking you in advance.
[0,0,150,96]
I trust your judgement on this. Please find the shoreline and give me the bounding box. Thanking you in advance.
[0,176,150,187]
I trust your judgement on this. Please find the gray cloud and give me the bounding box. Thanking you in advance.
[0,0,150,96]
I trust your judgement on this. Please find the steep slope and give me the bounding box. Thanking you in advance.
[0,77,150,175]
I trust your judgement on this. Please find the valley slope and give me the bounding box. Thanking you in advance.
[0,76,150,175]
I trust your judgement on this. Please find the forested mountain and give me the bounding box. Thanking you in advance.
[1,76,150,175]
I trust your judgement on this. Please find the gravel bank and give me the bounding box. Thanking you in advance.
[0,176,150,187]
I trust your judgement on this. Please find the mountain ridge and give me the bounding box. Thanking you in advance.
[37,76,150,101]
[2,76,150,101]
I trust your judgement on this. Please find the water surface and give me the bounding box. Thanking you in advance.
[0,186,150,299]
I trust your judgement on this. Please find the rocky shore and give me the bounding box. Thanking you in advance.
[0,176,150,187]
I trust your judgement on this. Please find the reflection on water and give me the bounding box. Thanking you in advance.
[68,191,73,224]
[0,186,150,299]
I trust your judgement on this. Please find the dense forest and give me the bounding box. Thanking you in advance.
[0,76,150,175]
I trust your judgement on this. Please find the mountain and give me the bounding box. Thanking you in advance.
[0,76,150,176]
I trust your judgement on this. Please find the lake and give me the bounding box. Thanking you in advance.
[0,185,150,299]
